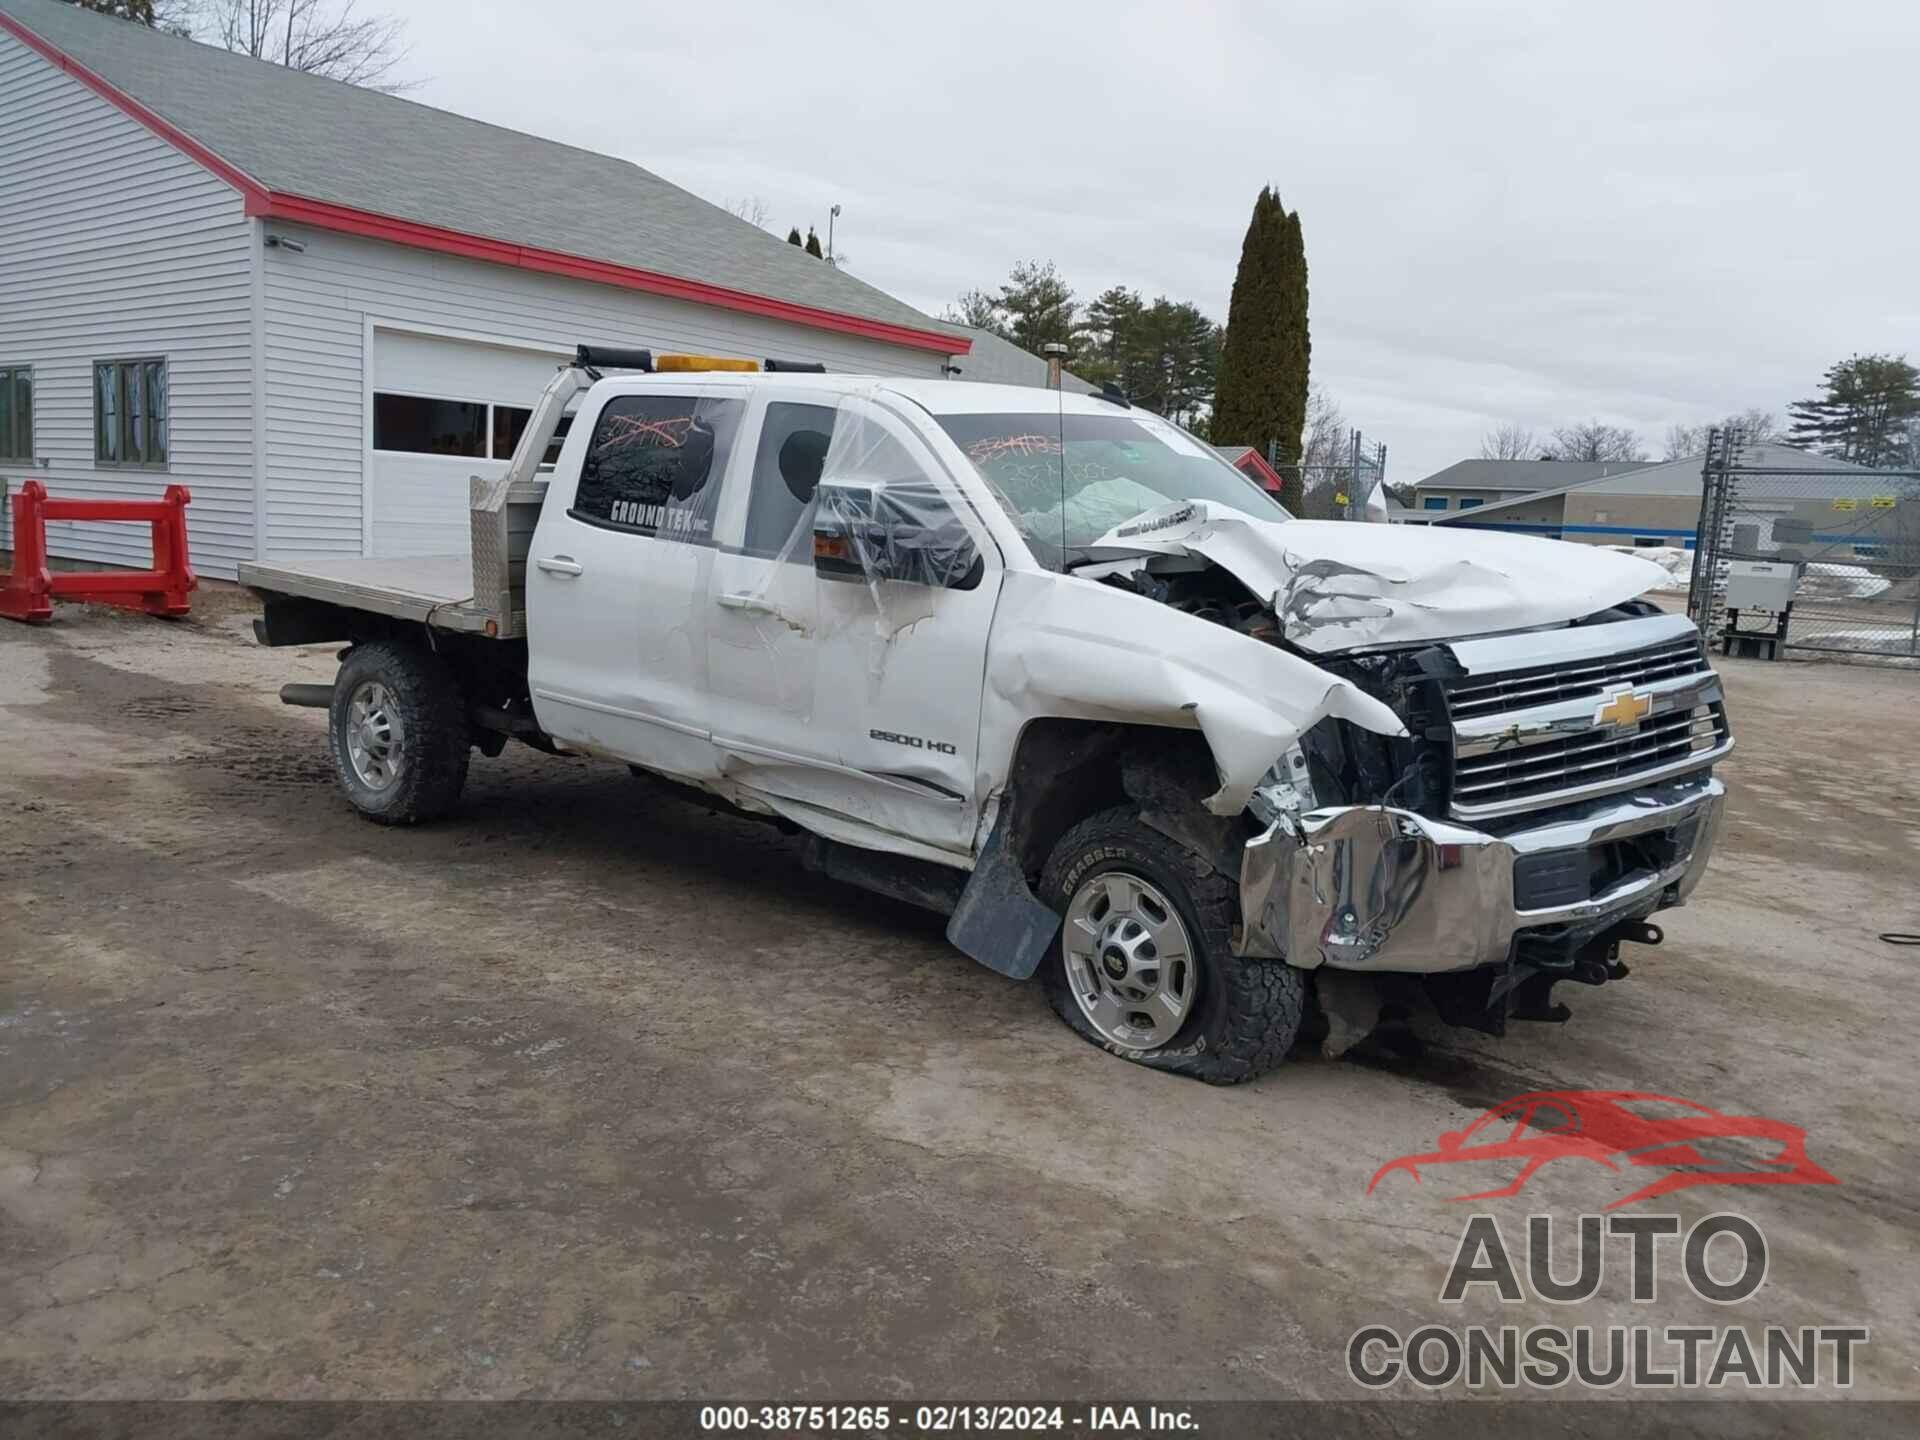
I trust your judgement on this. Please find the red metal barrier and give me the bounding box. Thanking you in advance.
[1,480,196,624]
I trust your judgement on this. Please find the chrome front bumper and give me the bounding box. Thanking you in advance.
[1236,774,1726,974]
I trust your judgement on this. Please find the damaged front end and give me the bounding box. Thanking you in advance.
[1238,775,1725,1030]
[1065,503,1733,1037]
[1233,614,1731,1036]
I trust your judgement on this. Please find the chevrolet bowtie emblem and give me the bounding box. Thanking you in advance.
[1595,689,1653,729]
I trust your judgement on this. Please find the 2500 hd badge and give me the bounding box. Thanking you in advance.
[870,729,958,755]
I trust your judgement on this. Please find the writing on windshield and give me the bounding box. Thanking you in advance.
[935,411,1287,565]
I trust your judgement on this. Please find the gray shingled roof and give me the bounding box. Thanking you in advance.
[0,0,951,340]
[935,325,1098,392]
[1430,442,1879,523]
[1413,458,1652,491]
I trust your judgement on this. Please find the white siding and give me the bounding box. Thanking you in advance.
[0,31,255,576]
[260,225,952,560]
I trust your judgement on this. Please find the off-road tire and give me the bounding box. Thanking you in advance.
[328,639,470,825]
[1039,806,1304,1084]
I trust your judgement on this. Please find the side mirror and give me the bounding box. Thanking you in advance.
[813,480,982,591]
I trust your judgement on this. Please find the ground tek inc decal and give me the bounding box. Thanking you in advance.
[1348,1089,1864,1391]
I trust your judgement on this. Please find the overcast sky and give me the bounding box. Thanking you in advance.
[397,0,1916,482]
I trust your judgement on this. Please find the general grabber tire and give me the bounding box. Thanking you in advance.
[327,638,470,825]
[1039,806,1304,1084]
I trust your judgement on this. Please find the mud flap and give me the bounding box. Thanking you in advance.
[946,811,1061,980]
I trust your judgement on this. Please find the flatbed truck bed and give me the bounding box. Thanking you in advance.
[237,555,494,633]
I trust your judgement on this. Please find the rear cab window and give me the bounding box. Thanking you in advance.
[570,391,745,544]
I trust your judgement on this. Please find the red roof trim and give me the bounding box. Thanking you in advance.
[256,194,967,355]
[0,13,967,359]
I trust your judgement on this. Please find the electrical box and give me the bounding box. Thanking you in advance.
[1725,559,1798,612]
[1772,518,1814,546]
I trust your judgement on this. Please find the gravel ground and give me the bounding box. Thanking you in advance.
[1,596,1916,1427]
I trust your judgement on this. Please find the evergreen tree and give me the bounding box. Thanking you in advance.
[64,0,157,19]
[787,227,804,247]
[1212,188,1310,511]
[942,289,1009,338]
[804,228,824,259]
[994,261,1075,354]
[1787,354,1920,467]
[1075,286,1145,388]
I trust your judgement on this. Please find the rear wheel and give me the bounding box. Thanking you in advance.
[328,639,469,824]
[1039,806,1304,1084]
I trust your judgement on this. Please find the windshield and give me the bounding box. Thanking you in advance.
[934,410,1290,568]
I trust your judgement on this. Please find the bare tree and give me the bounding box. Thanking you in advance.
[1544,421,1647,464]
[1664,409,1781,460]
[725,196,771,230]
[1727,408,1781,446]
[195,0,412,91]
[1662,422,1707,460]
[1300,385,1348,470]
[1479,422,1536,461]
[1297,387,1353,519]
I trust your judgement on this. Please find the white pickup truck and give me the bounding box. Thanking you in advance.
[241,346,1732,1083]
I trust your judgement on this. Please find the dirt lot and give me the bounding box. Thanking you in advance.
[2,597,1917,1423]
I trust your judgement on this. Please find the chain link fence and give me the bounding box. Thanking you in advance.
[1687,427,1920,662]
[1268,431,1388,520]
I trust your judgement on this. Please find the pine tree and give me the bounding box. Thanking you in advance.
[787,227,804,247]
[805,228,824,259]
[1212,188,1311,511]
[1787,354,1920,467]
[65,0,156,19]
[994,261,1075,354]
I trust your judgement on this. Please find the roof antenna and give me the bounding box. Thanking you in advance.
[1042,343,1070,564]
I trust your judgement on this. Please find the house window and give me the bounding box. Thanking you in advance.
[0,366,31,462]
[94,359,168,466]
[373,393,488,457]
[570,393,743,542]
[1423,496,1449,511]
[1459,496,1484,509]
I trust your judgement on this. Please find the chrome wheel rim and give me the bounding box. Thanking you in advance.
[344,680,405,792]
[1062,871,1196,1051]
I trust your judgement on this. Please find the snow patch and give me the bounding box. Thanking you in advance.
[1601,546,1892,601]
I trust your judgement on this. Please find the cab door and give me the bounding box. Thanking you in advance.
[705,395,1002,858]
[527,382,748,779]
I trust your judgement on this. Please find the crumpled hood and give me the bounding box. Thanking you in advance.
[1092,503,1671,654]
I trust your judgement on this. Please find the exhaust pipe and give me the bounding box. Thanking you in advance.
[279,683,334,708]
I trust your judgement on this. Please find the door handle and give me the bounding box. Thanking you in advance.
[536,555,584,577]
[717,591,775,614]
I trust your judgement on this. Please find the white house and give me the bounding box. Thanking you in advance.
[0,0,967,578]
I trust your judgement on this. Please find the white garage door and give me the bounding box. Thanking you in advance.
[369,330,566,557]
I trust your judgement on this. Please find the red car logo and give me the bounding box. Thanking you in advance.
[1367,1090,1838,1210]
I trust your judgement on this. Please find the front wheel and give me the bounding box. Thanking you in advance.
[327,639,470,824]
[1039,806,1304,1085]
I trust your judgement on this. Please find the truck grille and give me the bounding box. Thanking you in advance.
[1453,702,1730,812]
[1445,634,1710,720]
[1444,627,1732,821]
